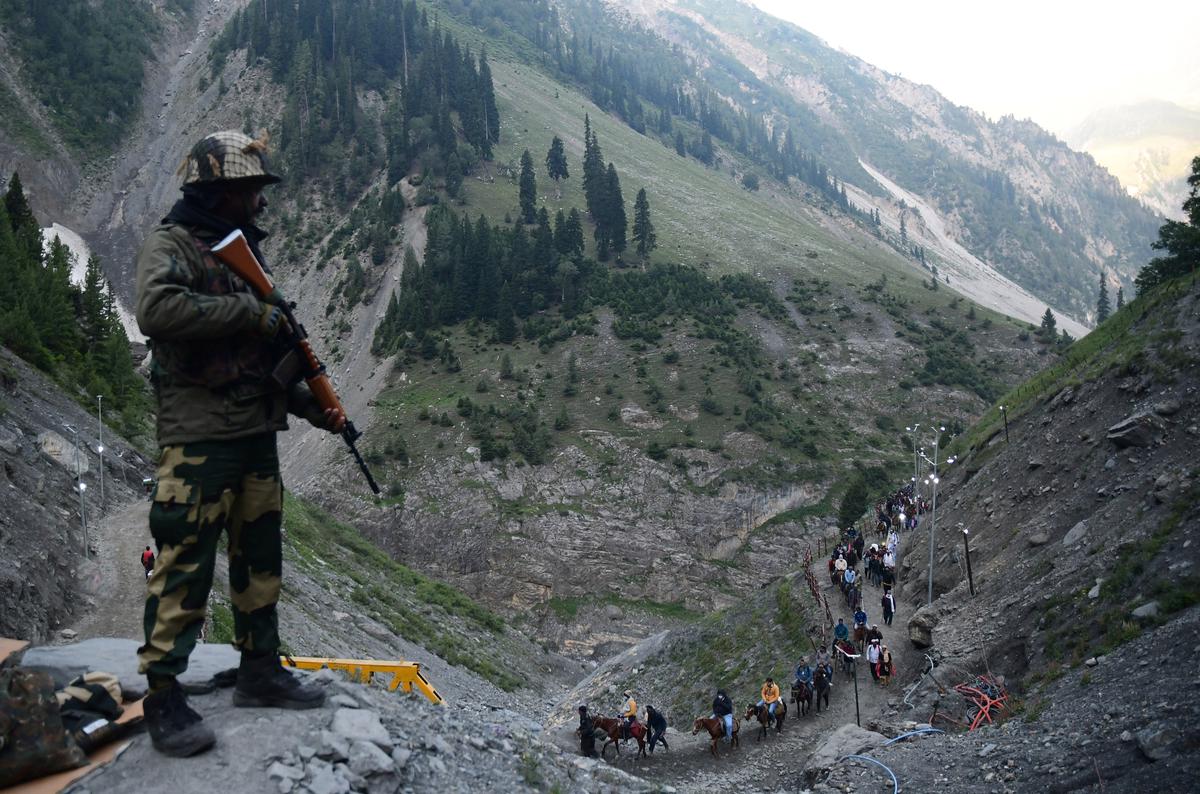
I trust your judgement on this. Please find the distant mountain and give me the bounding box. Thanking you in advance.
[1066,100,1200,220]
[608,0,1164,320]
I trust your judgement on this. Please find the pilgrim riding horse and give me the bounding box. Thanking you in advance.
[591,715,647,759]
[743,699,787,740]
[791,680,812,717]
[692,716,739,757]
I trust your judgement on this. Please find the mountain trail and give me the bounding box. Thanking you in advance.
[63,497,152,644]
[586,537,926,792]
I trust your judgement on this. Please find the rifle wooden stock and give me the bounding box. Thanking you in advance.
[210,229,276,297]
[210,229,381,494]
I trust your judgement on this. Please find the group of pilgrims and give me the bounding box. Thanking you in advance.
[576,484,929,757]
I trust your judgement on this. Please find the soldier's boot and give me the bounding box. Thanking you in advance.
[143,680,217,757]
[233,652,325,709]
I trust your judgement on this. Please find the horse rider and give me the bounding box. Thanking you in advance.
[834,554,848,585]
[645,705,668,753]
[843,566,857,592]
[834,618,850,647]
[577,705,596,757]
[793,657,813,688]
[712,688,734,742]
[758,677,782,725]
[620,690,638,739]
[853,606,868,632]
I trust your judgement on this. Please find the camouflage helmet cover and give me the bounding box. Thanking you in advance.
[179,129,281,187]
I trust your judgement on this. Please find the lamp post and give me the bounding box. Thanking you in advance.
[998,405,1010,444]
[97,394,104,515]
[922,426,947,605]
[905,424,921,498]
[962,528,976,596]
[925,473,939,605]
[834,643,862,727]
[63,423,88,559]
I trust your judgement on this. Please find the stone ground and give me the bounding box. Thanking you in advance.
[812,604,1200,794]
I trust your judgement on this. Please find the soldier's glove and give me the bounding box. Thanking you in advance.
[262,287,287,306]
[257,302,288,338]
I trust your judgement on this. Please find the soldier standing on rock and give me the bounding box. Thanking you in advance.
[134,130,346,757]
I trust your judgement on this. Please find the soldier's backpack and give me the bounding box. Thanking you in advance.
[0,668,87,788]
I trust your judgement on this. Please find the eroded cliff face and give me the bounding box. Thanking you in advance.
[340,433,832,658]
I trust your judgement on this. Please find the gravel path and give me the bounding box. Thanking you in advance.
[66,498,152,643]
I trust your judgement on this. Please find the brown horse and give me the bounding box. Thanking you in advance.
[853,624,867,652]
[743,700,787,740]
[791,681,812,717]
[692,716,739,757]
[591,716,647,759]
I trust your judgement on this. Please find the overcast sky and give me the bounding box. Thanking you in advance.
[750,0,1200,136]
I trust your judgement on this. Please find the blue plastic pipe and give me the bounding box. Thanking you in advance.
[883,727,945,745]
[841,754,899,794]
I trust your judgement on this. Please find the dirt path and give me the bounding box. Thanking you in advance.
[67,498,152,643]
[600,530,925,792]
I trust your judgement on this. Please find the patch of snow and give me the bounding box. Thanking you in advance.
[41,223,146,343]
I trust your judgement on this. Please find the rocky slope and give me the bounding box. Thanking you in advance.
[0,347,153,642]
[883,272,1200,790]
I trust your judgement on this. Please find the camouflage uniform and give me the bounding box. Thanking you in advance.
[135,131,323,683]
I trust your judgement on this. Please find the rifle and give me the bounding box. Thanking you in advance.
[210,229,381,494]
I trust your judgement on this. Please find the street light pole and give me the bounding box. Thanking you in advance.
[924,426,946,606]
[64,423,88,559]
[905,424,921,500]
[835,643,862,726]
[97,395,104,514]
[962,528,976,596]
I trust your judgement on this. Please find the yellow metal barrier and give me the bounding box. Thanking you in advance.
[281,656,446,705]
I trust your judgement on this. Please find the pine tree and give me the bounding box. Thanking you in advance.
[582,115,606,221]
[478,49,500,145]
[1039,308,1057,338]
[545,136,568,197]
[4,172,42,260]
[1116,286,1125,310]
[899,212,907,246]
[604,163,627,256]
[674,131,686,157]
[632,187,656,260]
[518,149,537,224]
[560,208,584,259]
[1096,272,1111,324]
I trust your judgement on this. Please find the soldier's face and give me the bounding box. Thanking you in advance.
[220,185,268,225]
